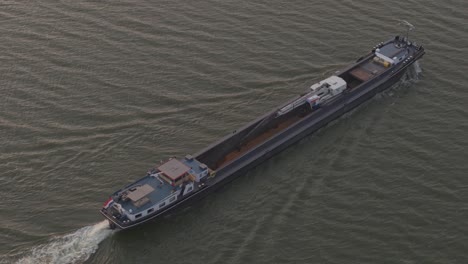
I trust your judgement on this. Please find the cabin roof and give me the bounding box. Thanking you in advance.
[158,158,190,180]
[376,43,407,61]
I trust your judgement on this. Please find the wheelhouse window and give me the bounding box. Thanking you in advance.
[173,176,183,186]
[159,174,172,184]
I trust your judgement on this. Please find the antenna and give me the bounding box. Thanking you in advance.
[398,20,415,40]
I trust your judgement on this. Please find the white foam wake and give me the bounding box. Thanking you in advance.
[404,61,423,81]
[16,221,113,264]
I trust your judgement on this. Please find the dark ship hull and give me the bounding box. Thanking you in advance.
[101,36,425,229]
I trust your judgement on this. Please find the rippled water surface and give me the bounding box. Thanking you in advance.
[1,0,467,263]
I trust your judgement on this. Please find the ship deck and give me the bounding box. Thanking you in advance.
[119,176,179,213]
[349,58,387,82]
[218,115,303,167]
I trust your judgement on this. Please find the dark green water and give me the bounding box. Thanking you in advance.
[1,0,467,263]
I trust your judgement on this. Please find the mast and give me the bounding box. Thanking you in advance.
[398,20,415,40]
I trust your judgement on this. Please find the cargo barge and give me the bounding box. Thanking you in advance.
[101,35,425,230]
